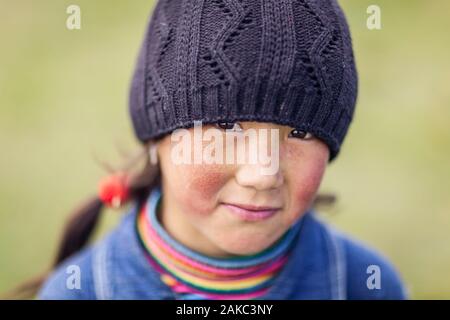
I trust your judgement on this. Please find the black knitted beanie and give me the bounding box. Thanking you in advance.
[129,0,358,162]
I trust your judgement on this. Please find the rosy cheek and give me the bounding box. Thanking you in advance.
[293,162,325,204]
[178,164,229,215]
[282,143,328,209]
[188,166,227,195]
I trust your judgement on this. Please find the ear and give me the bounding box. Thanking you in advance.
[148,140,159,165]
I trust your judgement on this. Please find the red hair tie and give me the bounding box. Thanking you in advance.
[98,172,130,208]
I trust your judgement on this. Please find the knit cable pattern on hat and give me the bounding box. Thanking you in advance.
[129,0,358,161]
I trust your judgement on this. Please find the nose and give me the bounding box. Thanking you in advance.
[232,126,284,191]
[235,162,283,191]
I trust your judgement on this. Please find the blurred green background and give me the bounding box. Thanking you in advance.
[1,1,449,299]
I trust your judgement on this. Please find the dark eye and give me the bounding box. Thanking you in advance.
[289,129,314,140]
[215,121,243,132]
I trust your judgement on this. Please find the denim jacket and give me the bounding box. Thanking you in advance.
[38,204,409,300]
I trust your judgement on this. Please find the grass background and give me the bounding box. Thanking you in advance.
[1,1,449,299]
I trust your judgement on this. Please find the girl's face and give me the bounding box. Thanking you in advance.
[156,121,329,258]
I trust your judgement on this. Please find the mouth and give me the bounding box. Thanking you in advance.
[221,202,281,222]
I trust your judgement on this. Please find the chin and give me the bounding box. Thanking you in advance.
[213,232,277,257]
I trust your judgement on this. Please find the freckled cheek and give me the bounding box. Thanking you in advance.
[177,165,230,215]
[290,162,326,207]
[282,147,327,215]
[281,143,327,204]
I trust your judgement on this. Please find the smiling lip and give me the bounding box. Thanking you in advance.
[222,203,281,221]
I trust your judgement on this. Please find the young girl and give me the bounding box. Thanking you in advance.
[17,0,408,299]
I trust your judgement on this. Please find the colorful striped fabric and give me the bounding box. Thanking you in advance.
[135,186,303,300]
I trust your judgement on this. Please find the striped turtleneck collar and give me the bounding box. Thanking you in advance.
[135,186,304,300]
